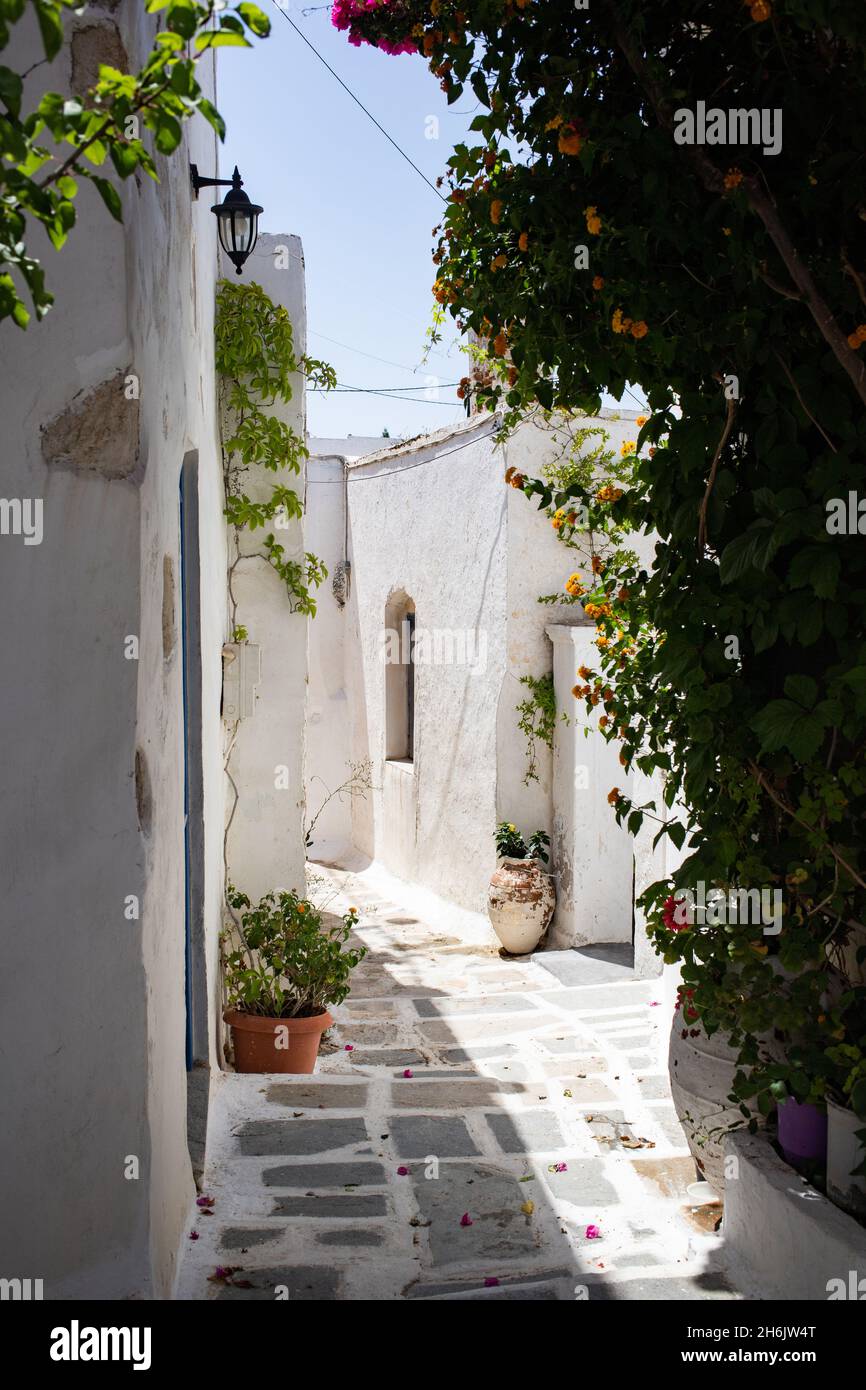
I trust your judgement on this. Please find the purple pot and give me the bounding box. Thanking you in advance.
[777,1098,828,1167]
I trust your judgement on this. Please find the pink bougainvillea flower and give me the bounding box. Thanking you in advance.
[484,1277,500,1287]
[460,1212,473,1227]
[396,1166,409,1176]
[649,1000,661,1007]
[196,1195,215,1208]
[344,1044,354,1051]
[402,1068,413,1078]
[585,1224,601,1240]
[188,1231,199,1241]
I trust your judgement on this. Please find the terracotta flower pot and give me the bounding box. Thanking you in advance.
[224,1008,333,1074]
[487,856,555,955]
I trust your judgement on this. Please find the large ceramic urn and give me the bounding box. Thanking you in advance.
[487,856,556,955]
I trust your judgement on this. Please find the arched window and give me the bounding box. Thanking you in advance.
[384,591,415,762]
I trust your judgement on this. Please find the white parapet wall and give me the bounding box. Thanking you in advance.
[724,1130,866,1300]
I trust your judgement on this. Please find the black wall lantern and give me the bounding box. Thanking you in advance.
[190,164,263,274]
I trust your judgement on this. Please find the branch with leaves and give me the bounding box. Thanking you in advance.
[0,0,271,327]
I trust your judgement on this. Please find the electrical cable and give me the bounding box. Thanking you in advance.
[269,3,447,202]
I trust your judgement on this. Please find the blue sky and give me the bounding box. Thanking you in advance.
[217,5,475,440]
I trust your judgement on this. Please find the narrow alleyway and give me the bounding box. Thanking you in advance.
[177,863,742,1301]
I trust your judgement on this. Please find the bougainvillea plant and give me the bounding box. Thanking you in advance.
[335,0,866,1116]
[1,0,271,328]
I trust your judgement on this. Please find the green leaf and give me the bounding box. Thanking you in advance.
[237,2,271,36]
[0,64,23,118]
[34,0,65,60]
[783,675,817,709]
[88,174,123,222]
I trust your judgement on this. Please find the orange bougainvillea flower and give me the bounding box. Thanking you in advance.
[578,665,592,680]
[508,366,519,385]
[748,0,771,19]
[518,231,529,251]
[724,168,744,190]
[847,325,866,349]
[545,114,564,131]
[607,788,620,805]
[493,331,508,356]
[490,199,504,225]
[585,206,602,235]
[565,573,584,596]
[450,189,466,204]
[621,440,636,456]
[591,555,604,574]
[491,254,508,271]
[592,275,604,290]
[636,414,648,427]
[504,465,516,483]
[631,320,648,339]
[558,124,582,156]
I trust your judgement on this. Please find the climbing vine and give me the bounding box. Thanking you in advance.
[215,278,335,619]
[0,0,270,328]
[515,672,556,785]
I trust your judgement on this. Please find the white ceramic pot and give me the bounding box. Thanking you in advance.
[827,1096,866,1218]
[487,856,555,955]
[668,1015,764,1194]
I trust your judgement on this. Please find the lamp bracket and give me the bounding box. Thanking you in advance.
[190,163,236,200]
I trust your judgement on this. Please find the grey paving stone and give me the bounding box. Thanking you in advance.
[390,1114,481,1159]
[540,1036,585,1054]
[418,1014,560,1044]
[485,1109,566,1153]
[541,984,651,1012]
[614,1251,662,1269]
[412,1161,541,1266]
[316,1228,384,1247]
[540,1157,619,1207]
[271,1194,388,1218]
[533,945,635,987]
[627,1055,654,1070]
[215,1265,341,1300]
[424,1281,562,1300]
[347,1048,428,1067]
[406,1268,572,1299]
[237,1117,367,1156]
[636,1074,672,1101]
[261,1161,388,1188]
[336,1022,403,1044]
[578,1273,736,1301]
[266,1082,369,1109]
[439,1044,519,1063]
[391,1080,527,1109]
[414,995,539,1018]
[642,1105,689,1147]
[607,1034,654,1050]
[220,1227,286,1251]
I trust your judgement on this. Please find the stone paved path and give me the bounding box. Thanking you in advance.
[176,863,741,1301]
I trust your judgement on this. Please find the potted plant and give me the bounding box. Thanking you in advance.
[825,990,866,1217]
[222,887,366,1074]
[487,822,555,956]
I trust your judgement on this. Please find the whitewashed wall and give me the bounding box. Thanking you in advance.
[0,5,226,1298]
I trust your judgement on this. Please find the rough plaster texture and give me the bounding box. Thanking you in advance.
[223,233,308,904]
[0,9,225,1298]
[41,370,140,479]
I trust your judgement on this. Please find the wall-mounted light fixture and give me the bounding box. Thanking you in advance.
[190,164,263,275]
